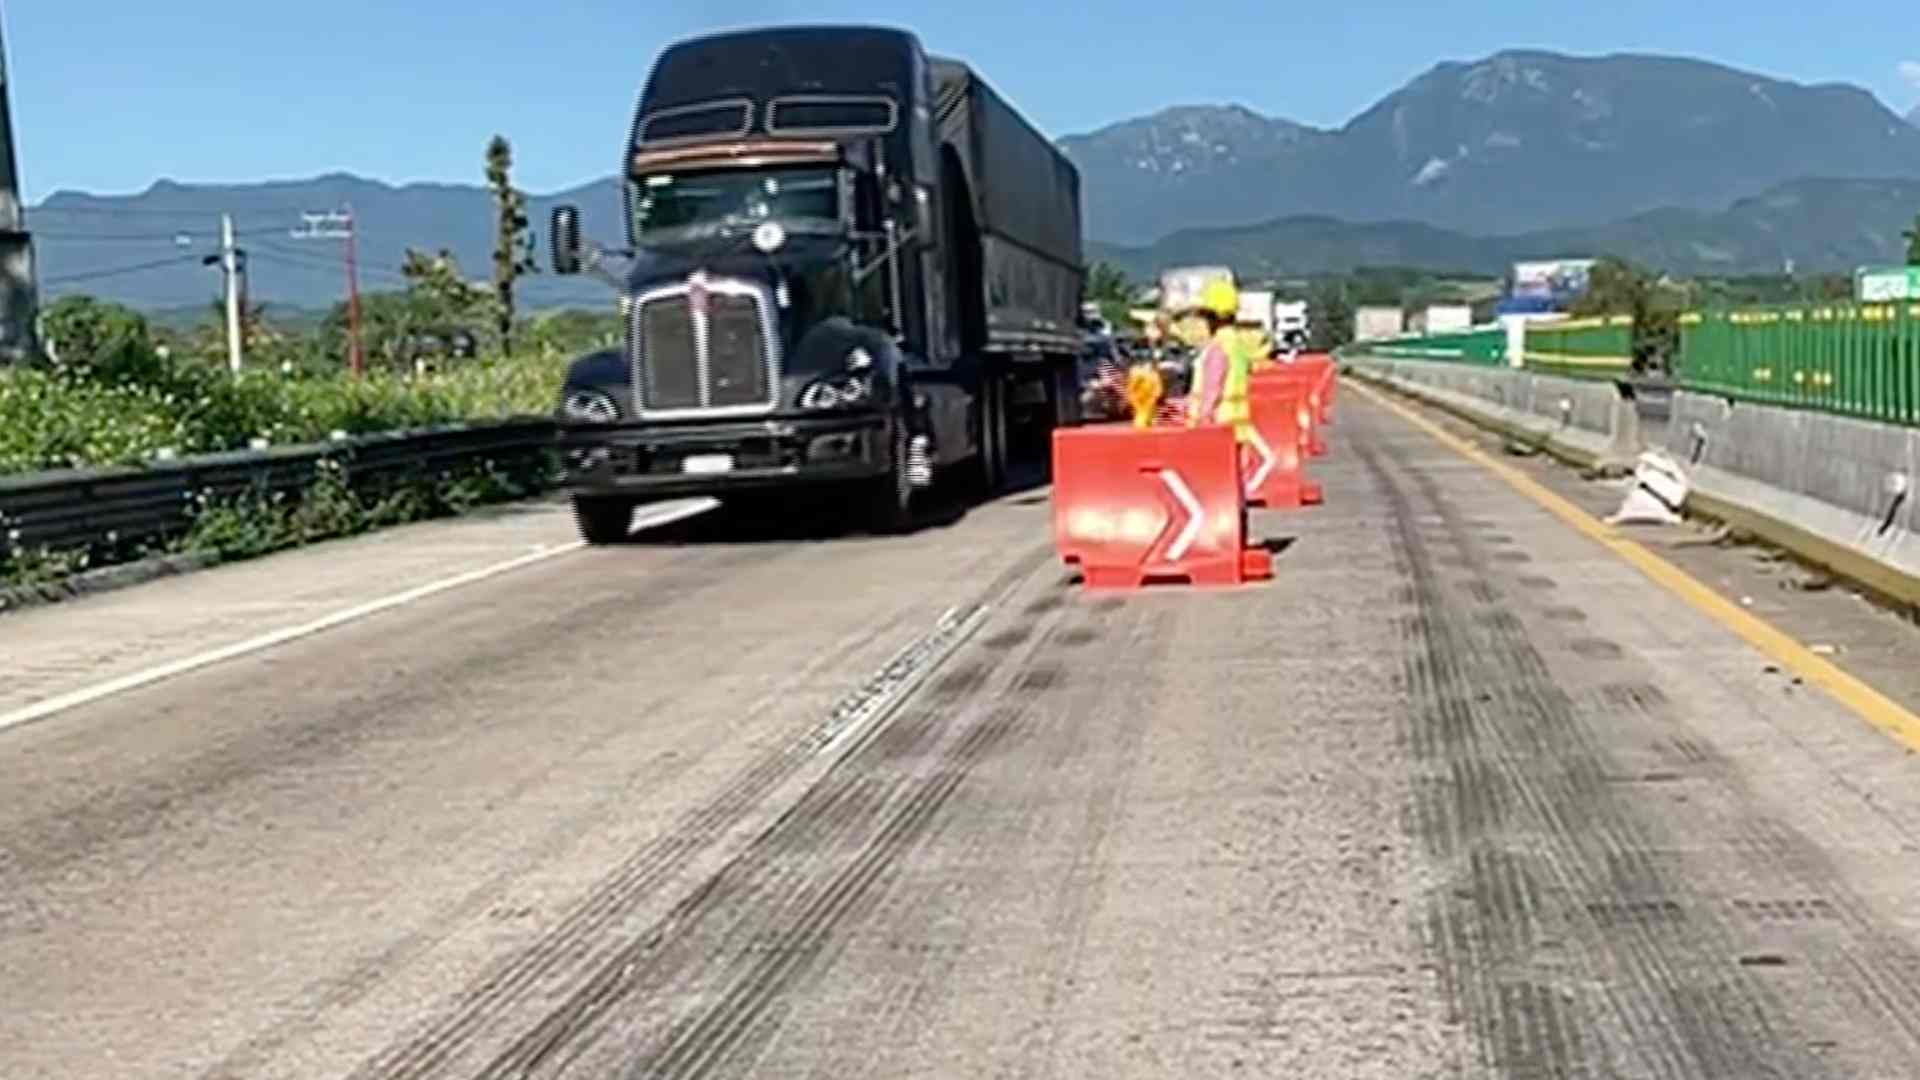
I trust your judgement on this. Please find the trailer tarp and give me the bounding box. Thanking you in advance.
[931,58,1084,354]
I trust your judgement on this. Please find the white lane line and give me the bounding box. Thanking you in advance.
[0,497,720,735]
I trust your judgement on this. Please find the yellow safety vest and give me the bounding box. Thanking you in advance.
[1188,327,1253,441]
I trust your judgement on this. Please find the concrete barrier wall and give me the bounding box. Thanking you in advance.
[1346,352,1920,602]
[1664,390,1920,593]
[1345,356,1637,469]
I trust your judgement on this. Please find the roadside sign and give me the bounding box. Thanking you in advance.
[1856,266,1920,302]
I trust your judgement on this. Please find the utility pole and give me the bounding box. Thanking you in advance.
[293,207,361,376]
[203,214,247,372]
[221,213,243,373]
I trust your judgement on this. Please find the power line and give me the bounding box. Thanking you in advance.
[41,253,203,286]
[250,247,409,286]
[253,237,410,282]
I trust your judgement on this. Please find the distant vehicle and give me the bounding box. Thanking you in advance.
[546,25,1088,542]
[1273,300,1309,351]
[1234,288,1310,354]
[1077,332,1128,422]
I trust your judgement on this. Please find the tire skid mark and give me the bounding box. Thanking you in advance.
[344,542,1057,1080]
[1716,803,1920,1059]
[1353,407,1838,1080]
[202,544,785,1079]
[1373,399,1920,1077]
[527,574,1113,1078]
[482,610,1037,1077]
[36,544,760,892]
[708,599,1173,1078]
[1403,449,1830,1078]
[1413,419,1920,1070]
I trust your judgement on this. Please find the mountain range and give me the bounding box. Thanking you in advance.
[27,48,1920,312]
[1088,177,1920,280]
[1059,51,1920,244]
[33,174,621,313]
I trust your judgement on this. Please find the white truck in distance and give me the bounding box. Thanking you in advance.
[1237,289,1310,353]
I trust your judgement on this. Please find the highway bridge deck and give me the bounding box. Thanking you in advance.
[5,384,1920,1078]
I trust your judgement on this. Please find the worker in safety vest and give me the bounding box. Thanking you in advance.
[1183,280,1252,441]
[1182,279,1276,521]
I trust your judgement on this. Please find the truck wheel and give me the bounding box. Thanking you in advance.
[978,378,1007,495]
[862,418,916,535]
[573,495,633,545]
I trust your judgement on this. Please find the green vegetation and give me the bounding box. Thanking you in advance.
[1564,258,1687,372]
[0,281,604,589]
[5,278,620,476]
[1084,261,1135,327]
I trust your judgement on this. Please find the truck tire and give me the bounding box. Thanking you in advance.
[573,495,633,545]
[861,417,916,535]
[978,377,1008,495]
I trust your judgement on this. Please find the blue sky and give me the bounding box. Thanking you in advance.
[9,1,1920,203]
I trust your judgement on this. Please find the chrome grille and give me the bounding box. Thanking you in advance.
[638,297,700,410]
[706,294,769,407]
[629,278,780,417]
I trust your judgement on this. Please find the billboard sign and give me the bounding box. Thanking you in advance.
[1510,259,1596,302]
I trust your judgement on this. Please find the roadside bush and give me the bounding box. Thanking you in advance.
[39,296,172,388]
[0,347,570,475]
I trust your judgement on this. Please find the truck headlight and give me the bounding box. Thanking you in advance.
[799,374,871,410]
[561,388,620,423]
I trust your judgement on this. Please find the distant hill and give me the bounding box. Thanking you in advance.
[1056,107,1329,247]
[1061,51,1920,244]
[1089,177,1920,280]
[33,173,623,312]
[1908,104,1920,127]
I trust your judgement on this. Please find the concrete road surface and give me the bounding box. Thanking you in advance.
[7,386,1920,1079]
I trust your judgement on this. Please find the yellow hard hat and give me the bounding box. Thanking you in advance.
[1200,280,1239,318]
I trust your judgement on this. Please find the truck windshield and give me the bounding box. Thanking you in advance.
[632,167,839,243]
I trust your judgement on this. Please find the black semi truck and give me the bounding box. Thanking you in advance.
[547,25,1087,542]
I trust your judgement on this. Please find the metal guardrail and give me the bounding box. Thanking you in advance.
[0,419,558,559]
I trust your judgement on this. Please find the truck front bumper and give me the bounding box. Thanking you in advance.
[559,414,891,498]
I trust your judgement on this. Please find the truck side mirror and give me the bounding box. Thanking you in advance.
[551,205,583,275]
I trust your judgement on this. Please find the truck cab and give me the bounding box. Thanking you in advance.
[547,26,1086,543]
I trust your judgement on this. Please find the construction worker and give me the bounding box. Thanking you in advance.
[1181,279,1273,540]
[1184,279,1252,442]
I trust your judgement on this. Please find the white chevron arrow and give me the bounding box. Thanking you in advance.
[1244,428,1276,493]
[1158,468,1203,560]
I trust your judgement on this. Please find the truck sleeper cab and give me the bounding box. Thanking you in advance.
[548,26,1087,544]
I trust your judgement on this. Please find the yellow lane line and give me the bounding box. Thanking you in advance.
[1347,376,1920,755]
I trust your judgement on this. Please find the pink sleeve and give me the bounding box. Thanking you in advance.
[1196,341,1227,420]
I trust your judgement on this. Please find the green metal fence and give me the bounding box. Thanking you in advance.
[1366,328,1506,365]
[1678,303,1920,426]
[1522,316,1634,380]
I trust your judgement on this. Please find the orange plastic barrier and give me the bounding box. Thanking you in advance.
[1052,424,1272,588]
[1241,383,1324,509]
[1295,354,1336,424]
[1251,368,1328,458]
